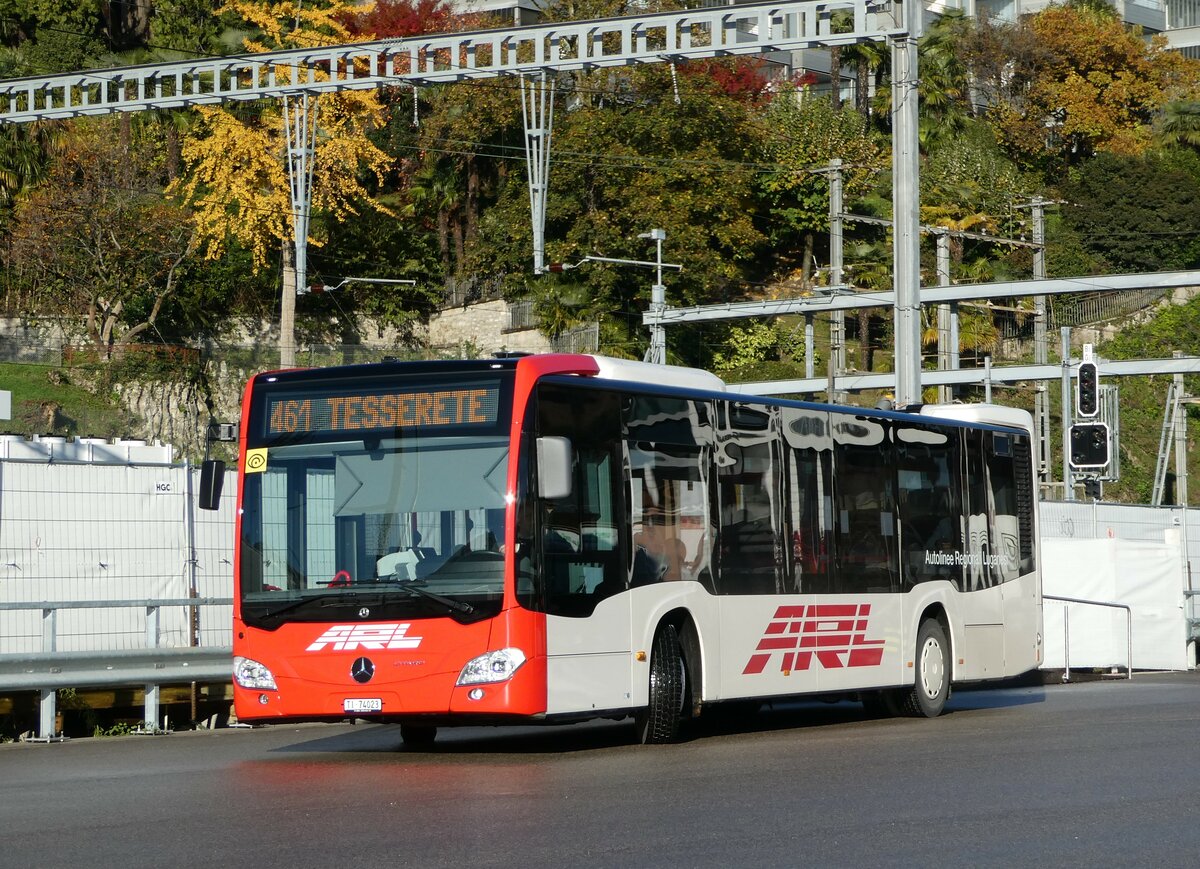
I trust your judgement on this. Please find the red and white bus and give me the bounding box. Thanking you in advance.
[215,353,1042,745]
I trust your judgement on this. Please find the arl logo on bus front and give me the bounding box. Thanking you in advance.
[743,604,884,674]
[306,623,424,652]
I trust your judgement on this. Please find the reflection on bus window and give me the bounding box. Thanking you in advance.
[833,417,898,593]
[716,404,784,595]
[626,394,713,590]
[895,423,962,589]
[964,431,992,591]
[629,442,707,586]
[986,431,1022,584]
[781,407,833,594]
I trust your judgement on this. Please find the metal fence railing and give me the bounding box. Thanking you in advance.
[505,299,537,332]
[439,274,507,310]
[551,323,600,354]
[1043,594,1133,683]
[0,597,233,740]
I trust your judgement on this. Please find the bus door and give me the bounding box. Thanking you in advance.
[960,430,1005,678]
[533,385,633,716]
[987,431,1040,674]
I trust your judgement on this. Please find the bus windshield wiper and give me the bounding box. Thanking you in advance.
[257,591,362,621]
[375,578,476,615]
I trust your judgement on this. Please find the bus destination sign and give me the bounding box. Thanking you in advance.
[267,386,500,435]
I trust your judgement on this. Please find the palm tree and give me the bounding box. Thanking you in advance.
[409,165,462,279]
[833,12,888,117]
[1159,100,1200,150]
[0,120,62,209]
[871,12,972,145]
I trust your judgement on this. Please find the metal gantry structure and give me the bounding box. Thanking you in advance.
[1,0,1196,483]
[0,0,927,399]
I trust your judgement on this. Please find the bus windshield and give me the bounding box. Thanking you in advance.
[238,432,510,627]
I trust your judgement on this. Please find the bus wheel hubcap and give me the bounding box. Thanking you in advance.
[920,638,944,699]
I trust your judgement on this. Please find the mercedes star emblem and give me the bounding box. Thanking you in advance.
[351,657,375,684]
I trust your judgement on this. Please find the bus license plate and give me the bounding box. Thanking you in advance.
[344,698,382,713]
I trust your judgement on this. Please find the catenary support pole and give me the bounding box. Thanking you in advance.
[282,93,317,369]
[936,230,951,404]
[827,159,846,403]
[891,0,923,407]
[1032,199,1051,485]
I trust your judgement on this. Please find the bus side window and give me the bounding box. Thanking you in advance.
[628,443,706,588]
[832,417,899,594]
[780,407,833,595]
[963,431,991,592]
[715,404,784,595]
[624,395,714,592]
[986,432,1022,584]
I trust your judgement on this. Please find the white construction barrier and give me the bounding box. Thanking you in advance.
[1042,538,1187,671]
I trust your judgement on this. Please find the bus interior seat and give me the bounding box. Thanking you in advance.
[377,549,420,580]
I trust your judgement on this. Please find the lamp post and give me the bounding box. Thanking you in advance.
[639,229,668,365]
[549,230,680,365]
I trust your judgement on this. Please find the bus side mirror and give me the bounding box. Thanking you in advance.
[537,436,573,500]
[198,459,226,511]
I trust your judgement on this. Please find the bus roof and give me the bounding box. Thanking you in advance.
[588,356,726,392]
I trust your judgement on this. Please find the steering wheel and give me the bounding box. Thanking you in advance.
[327,569,352,587]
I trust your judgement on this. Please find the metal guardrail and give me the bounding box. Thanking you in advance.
[0,597,233,741]
[1043,593,1133,683]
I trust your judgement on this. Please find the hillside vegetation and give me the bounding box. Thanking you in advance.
[0,1,1199,500]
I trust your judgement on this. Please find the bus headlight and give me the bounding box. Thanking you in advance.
[457,648,527,685]
[233,656,278,690]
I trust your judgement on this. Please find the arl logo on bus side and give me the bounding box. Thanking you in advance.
[306,623,424,652]
[743,604,884,674]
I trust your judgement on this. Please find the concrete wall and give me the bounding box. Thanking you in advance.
[425,299,552,356]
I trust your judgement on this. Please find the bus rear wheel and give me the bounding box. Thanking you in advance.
[400,723,437,748]
[635,623,687,745]
[901,618,950,718]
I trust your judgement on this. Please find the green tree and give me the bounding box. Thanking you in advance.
[1057,151,1200,273]
[1159,100,1200,150]
[758,90,887,284]
[472,59,768,362]
[7,119,198,352]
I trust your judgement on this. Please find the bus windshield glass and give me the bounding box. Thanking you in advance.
[238,373,512,627]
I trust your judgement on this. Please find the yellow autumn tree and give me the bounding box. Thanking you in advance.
[172,1,393,366]
[981,4,1198,167]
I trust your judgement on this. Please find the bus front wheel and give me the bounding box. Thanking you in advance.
[635,623,687,745]
[902,618,950,718]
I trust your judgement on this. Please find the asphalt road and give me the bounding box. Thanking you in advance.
[4,673,1200,869]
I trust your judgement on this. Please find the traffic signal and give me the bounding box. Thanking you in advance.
[1077,361,1099,417]
[1069,421,1110,470]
